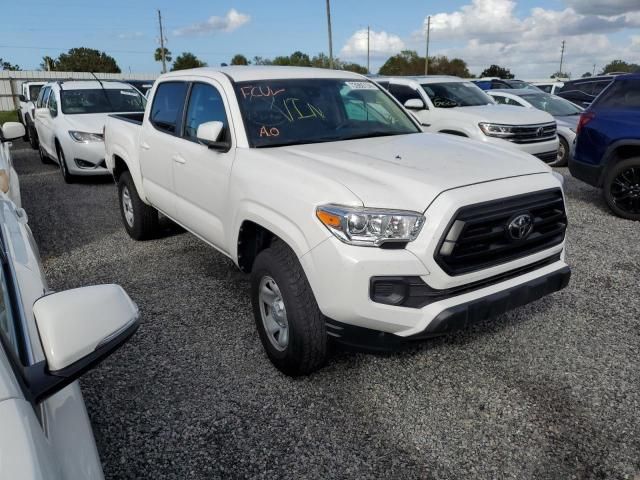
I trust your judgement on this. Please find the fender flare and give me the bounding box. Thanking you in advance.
[599,139,640,186]
[108,146,148,203]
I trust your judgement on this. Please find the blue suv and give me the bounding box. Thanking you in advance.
[570,74,640,220]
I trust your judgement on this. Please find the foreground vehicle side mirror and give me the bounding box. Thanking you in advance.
[404,99,425,110]
[25,284,139,403]
[0,122,25,142]
[196,121,230,151]
[18,94,26,102]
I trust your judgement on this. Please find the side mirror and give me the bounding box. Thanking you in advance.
[1,122,25,142]
[196,121,230,151]
[404,98,425,110]
[25,284,139,403]
[18,94,26,102]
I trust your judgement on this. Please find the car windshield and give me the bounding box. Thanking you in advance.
[28,85,43,101]
[420,82,493,107]
[60,88,146,114]
[520,92,583,116]
[235,78,420,148]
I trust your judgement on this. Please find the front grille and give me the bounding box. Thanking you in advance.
[534,151,559,163]
[505,123,556,144]
[435,188,567,276]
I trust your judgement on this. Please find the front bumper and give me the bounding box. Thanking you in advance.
[481,136,559,157]
[60,138,109,176]
[326,264,570,349]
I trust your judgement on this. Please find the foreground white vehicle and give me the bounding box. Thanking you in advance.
[34,81,146,183]
[18,82,45,149]
[0,122,25,207]
[377,76,559,164]
[0,197,139,479]
[105,66,570,375]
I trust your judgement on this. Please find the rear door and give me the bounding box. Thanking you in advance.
[39,89,58,157]
[139,81,189,218]
[172,80,236,249]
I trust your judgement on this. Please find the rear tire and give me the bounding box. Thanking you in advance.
[38,144,50,164]
[603,157,640,221]
[118,171,159,240]
[28,124,39,150]
[251,241,327,376]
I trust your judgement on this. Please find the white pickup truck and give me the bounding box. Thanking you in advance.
[105,67,570,375]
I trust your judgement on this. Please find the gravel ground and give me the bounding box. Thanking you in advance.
[13,141,640,480]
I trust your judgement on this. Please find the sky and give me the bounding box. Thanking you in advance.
[1,0,639,79]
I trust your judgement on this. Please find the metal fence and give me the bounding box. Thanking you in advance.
[0,71,159,111]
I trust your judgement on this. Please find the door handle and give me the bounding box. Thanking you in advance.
[141,142,151,150]
[172,155,186,165]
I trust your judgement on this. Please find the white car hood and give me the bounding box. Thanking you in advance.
[63,113,113,134]
[440,104,555,125]
[279,133,551,212]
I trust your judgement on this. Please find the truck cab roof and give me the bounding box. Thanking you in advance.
[159,66,367,82]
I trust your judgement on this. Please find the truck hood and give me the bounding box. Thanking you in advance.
[64,113,132,134]
[441,104,555,125]
[279,132,551,212]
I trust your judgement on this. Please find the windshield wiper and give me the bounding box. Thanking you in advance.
[342,131,403,141]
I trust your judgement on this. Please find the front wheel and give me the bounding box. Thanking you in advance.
[251,241,327,376]
[118,171,159,240]
[28,124,39,150]
[550,137,570,167]
[57,147,74,184]
[603,157,640,221]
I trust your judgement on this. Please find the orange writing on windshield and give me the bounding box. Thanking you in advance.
[241,85,286,100]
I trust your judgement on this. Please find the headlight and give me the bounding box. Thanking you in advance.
[68,131,104,143]
[478,122,517,138]
[316,204,425,247]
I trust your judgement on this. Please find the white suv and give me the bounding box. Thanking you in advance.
[34,80,146,183]
[18,81,45,149]
[378,76,559,164]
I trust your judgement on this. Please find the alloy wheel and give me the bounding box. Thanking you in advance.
[611,166,640,214]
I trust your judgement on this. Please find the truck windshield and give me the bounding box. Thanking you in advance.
[28,85,43,101]
[60,88,146,115]
[520,92,583,116]
[235,78,420,148]
[421,82,493,107]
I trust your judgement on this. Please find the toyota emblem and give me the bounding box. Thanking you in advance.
[507,213,533,241]
[536,127,544,137]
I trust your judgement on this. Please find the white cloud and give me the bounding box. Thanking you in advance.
[565,0,640,16]
[173,9,250,36]
[340,29,405,59]
[118,32,144,40]
[416,0,640,77]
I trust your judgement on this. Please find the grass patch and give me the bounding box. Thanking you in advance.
[0,110,19,124]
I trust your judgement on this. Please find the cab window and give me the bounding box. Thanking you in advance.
[183,83,229,142]
[0,269,20,359]
[47,92,58,117]
[389,84,424,107]
[36,87,51,108]
[150,82,188,135]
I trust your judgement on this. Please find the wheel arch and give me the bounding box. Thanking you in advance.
[599,140,640,186]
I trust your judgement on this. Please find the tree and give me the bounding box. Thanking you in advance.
[342,62,368,74]
[0,58,21,71]
[252,56,272,65]
[479,64,514,79]
[378,50,424,75]
[550,71,571,79]
[600,59,640,74]
[171,52,207,71]
[154,47,172,64]
[40,56,56,71]
[52,48,120,73]
[230,54,249,65]
[430,56,471,77]
[581,72,592,78]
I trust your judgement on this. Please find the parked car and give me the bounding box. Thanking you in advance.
[0,195,139,479]
[34,80,146,183]
[378,76,559,163]
[487,89,583,166]
[569,74,640,220]
[126,80,155,97]
[105,67,570,375]
[555,76,614,108]
[534,81,564,95]
[0,122,24,207]
[18,82,45,148]
[473,78,538,91]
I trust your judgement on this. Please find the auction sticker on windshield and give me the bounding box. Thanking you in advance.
[344,81,378,90]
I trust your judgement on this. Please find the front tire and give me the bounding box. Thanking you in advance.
[603,157,640,221]
[251,241,327,375]
[57,146,74,184]
[28,124,39,150]
[551,137,570,167]
[118,171,159,240]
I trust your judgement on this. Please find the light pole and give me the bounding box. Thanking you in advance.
[425,16,431,75]
[326,0,334,69]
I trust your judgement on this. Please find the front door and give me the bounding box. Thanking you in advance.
[172,81,235,250]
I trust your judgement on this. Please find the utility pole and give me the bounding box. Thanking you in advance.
[326,0,334,69]
[367,25,370,74]
[559,40,565,77]
[158,9,167,74]
[592,64,596,76]
[425,16,431,75]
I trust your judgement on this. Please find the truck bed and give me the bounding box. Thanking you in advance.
[109,112,144,125]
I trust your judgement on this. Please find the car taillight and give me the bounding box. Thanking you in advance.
[576,111,595,135]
